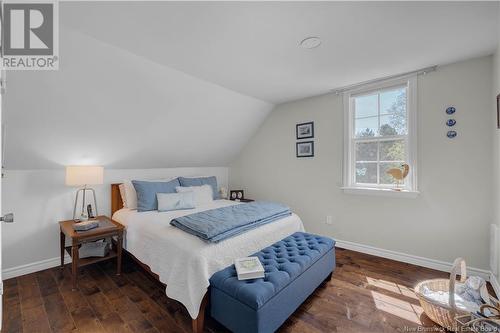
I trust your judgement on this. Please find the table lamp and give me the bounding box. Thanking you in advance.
[65,166,103,221]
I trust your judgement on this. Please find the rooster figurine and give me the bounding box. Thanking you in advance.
[386,163,410,190]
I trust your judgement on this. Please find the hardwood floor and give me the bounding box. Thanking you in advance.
[3,248,459,332]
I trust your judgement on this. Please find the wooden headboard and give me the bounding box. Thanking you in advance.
[111,183,124,216]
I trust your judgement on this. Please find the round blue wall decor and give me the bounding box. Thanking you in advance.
[446,106,456,115]
[446,119,456,127]
[447,130,457,138]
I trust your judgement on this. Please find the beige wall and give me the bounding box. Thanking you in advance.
[492,8,500,277]
[494,11,500,223]
[2,167,228,274]
[230,56,493,270]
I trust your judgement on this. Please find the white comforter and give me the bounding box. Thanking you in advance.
[112,199,305,318]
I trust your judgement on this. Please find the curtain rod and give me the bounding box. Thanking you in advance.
[332,65,437,95]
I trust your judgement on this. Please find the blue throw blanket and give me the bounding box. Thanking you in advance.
[170,201,292,243]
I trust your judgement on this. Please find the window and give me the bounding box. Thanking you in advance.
[343,77,417,195]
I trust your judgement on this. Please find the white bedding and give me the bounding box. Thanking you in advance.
[112,199,305,318]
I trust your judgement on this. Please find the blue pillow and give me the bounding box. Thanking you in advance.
[178,176,220,199]
[157,192,195,212]
[132,178,181,212]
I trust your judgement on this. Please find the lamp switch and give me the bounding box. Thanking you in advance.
[326,216,333,225]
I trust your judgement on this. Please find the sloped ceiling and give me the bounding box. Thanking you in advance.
[61,1,499,103]
[4,26,272,169]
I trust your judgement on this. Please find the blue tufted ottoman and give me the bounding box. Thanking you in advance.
[209,232,335,333]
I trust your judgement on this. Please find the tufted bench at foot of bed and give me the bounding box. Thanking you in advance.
[209,232,335,333]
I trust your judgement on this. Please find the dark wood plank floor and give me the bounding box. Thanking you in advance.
[3,248,460,332]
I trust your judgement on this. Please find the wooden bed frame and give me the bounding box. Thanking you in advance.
[110,184,208,333]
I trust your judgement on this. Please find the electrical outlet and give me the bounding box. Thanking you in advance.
[326,216,333,225]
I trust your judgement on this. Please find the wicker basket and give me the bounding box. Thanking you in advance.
[414,258,469,331]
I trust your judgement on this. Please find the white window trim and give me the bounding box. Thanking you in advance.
[342,75,418,197]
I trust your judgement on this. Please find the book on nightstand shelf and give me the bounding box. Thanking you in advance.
[235,256,265,280]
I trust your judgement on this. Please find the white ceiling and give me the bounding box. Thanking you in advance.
[5,1,499,170]
[61,1,499,104]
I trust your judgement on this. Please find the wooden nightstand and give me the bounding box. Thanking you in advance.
[59,215,124,290]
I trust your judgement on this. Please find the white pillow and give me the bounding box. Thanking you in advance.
[157,192,195,212]
[121,180,138,209]
[118,184,128,208]
[176,185,213,206]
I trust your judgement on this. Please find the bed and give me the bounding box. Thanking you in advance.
[110,184,305,333]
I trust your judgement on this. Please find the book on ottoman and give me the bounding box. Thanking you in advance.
[235,257,265,280]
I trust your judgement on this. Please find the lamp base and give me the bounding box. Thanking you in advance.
[73,187,99,221]
[76,214,88,222]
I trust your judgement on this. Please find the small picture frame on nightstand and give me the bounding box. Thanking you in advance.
[230,190,244,201]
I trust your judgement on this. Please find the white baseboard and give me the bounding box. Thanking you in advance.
[2,255,72,280]
[335,239,491,280]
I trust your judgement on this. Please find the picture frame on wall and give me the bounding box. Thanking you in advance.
[497,93,500,129]
[296,141,314,158]
[296,122,314,139]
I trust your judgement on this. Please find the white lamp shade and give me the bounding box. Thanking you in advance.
[65,166,103,186]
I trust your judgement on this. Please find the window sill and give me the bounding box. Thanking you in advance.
[341,187,420,198]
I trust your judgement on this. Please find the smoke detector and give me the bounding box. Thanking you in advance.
[299,37,322,49]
